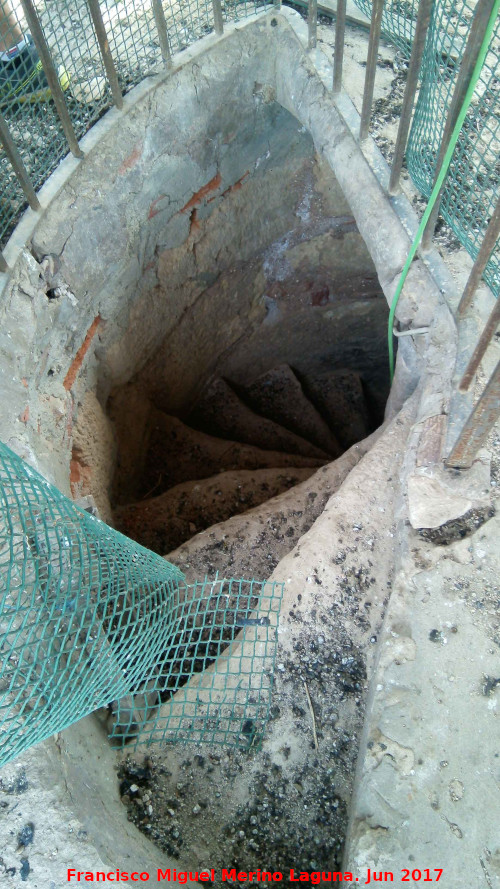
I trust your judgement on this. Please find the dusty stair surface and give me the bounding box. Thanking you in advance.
[241,364,342,457]
[114,466,315,555]
[110,364,376,559]
[141,409,325,496]
[185,376,329,459]
[300,368,371,449]
[166,425,384,579]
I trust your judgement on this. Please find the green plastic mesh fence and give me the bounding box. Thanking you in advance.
[0,442,282,765]
[109,576,282,750]
[405,0,500,297]
[352,0,499,298]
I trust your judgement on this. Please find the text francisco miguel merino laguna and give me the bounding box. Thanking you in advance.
[67,869,388,884]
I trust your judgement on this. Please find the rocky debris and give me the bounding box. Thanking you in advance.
[242,364,342,457]
[300,369,370,449]
[17,823,35,849]
[138,409,325,498]
[114,466,314,554]
[186,377,329,460]
[418,505,496,546]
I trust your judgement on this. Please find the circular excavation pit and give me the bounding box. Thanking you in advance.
[0,11,448,887]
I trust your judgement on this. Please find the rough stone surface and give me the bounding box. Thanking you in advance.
[407,447,491,529]
[345,484,500,889]
[70,391,116,524]
[114,466,314,554]
[300,368,371,449]
[135,409,325,502]
[168,425,382,582]
[241,364,342,456]
[186,377,329,459]
[129,397,416,885]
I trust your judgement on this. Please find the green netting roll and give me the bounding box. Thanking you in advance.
[0,443,283,764]
[0,441,185,766]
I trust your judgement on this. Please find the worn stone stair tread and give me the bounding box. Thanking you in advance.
[139,409,325,497]
[299,368,370,449]
[241,364,342,457]
[114,466,315,555]
[166,423,385,582]
[185,377,329,460]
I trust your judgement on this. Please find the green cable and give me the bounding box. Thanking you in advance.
[388,0,500,381]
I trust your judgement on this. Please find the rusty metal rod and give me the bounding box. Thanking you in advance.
[151,0,172,67]
[457,196,500,317]
[308,0,318,49]
[212,0,224,36]
[19,0,83,158]
[333,0,347,93]
[421,0,495,250]
[446,358,500,468]
[459,298,500,392]
[359,0,384,141]
[0,111,40,210]
[389,0,432,193]
[86,0,123,110]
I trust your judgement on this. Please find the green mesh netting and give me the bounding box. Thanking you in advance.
[352,0,499,298]
[109,576,282,750]
[405,0,500,297]
[0,443,282,766]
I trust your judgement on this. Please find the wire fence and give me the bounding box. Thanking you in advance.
[1,0,499,295]
[353,0,499,298]
[0,0,271,246]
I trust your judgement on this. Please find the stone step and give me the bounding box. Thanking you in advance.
[114,466,315,555]
[185,377,329,460]
[139,409,326,498]
[240,364,342,457]
[138,396,419,853]
[299,368,370,449]
[166,423,384,580]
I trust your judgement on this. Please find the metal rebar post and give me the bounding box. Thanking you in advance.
[421,0,495,250]
[274,0,282,9]
[359,0,384,141]
[0,111,40,211]
[212,0,224,36]
[457,196,500,317]
[19,0,83,158]
[459,298,500,392]
[0,252,7,273]
[308,0,318,50]
[86,0,123,110]
[446,358,500,468]
[151,0,173,68]
[333,0,347,94]
[388,0,432,193]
